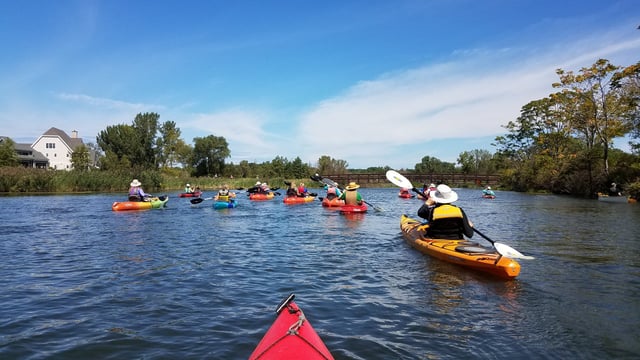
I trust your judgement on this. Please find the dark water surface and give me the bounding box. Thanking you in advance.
[1,188,639,359]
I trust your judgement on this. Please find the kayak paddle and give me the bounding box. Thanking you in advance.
[385,170,534,260]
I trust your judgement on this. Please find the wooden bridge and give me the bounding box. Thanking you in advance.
[319,173,500,187]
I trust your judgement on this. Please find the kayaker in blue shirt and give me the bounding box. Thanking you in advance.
[128,179,151,202]
[417,184,474,240]
[482,186,495,197]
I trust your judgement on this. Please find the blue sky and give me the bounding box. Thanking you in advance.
[1,1,638,169]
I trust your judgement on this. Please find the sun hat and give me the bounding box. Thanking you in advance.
[431,184,458,204]
[345,182,360,190]
[130,179,142,187]
[186,183,190,187]
[486,186,491,190]
[255,181,261,186]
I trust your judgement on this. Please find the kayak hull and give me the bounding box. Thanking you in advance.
[249,294,334,360]
[321,197,345,207]
[283,195,316,204]
[482,194,496,199]
[340,203,368,213]
[178,191,202,198]
[249,192,275,201]
[398,193,413,198]
[112,196,169,211]
[597,194,635,203]
[400,214,520,279]
[213,199,238,209]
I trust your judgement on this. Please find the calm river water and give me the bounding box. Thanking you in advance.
[1,187,639,359]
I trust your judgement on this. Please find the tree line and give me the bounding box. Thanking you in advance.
[0,58,638,198]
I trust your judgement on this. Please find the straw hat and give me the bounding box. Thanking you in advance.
[130,179,142,187]
[431,184,458,204]
[345,182,360,190]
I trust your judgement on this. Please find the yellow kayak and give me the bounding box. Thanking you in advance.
[400,214,520,279]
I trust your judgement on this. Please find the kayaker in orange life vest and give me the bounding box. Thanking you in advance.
[338,182,363,205]
[417,184,474,240]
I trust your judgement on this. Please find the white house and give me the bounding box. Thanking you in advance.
[31,127,85,170]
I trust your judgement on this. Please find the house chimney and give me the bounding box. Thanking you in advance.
[71,130,78,139]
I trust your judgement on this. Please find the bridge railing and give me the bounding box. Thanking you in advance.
[318,173,500,187]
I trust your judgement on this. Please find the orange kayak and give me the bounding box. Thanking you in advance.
[249,192,275,201]
[249,294,334,360]
[321,197,345,207]
[400,214,520,279]
[283,195,316,204]
[112,196,168,211]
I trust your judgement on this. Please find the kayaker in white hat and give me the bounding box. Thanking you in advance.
[128,179,151,202]
[184,183,194,193]
[417,184,474,240]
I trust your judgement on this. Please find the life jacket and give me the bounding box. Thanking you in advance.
[344,190,359,205]
[286,187,298,197]
[217,195,230,202]
[428,204,465,239]
[128,187,142,201]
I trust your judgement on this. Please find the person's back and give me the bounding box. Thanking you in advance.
[417,184,473,240]
[426,204,467,239]
[339,182,362,205]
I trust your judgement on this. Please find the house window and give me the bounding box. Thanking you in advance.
[46,143,56,149]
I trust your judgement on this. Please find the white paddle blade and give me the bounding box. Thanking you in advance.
[385,170,413,188]
[495,243,535,260]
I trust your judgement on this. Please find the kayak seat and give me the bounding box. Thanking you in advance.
[455,245,494,254]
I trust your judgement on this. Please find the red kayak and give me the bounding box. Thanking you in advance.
[178,191,202,198]
[249,294,334,360]
[340,203,368,214]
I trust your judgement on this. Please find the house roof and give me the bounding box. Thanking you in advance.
[42,127,84,149]
[14,142,49,162]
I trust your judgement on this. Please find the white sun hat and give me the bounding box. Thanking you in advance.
[431,184,458,204]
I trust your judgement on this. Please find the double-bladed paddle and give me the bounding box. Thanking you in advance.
[385,170,534,260]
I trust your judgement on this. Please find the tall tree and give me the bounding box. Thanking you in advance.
[553,59,632,176]
[414,155,455,174]
[132,112,160,169]
[71,144,90,171]
[317,155,348,174]
[156,120,182,168]
[0,137,19,167]
[96,124,138,170]
[192,135,230,176]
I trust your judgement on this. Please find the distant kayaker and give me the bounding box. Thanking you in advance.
[297,182,308,197]
[287,182,300,197]
[482,186,495,197]
[418,183,436,200]
[215,184,235,202]
[185,183,194,193]
[128,179,151,202]
[609,182,622,196]
[339,182,363,205]
[325,184,342,200]
[417,184,474,240]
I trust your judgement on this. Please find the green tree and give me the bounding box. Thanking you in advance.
[317,155,348,175]
[132,112,160,168]
[156,120,181,168]
[0,137,19,167]
[553,59,632,176]
[192,135,230,176]
[71,144,90,171]
[457,149,494,175]
[414,156,455,174]
[96,124,138,170]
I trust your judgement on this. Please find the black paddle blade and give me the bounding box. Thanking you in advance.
[284,180,292,186]
[190,198,204,204]
[310,174,322,182]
